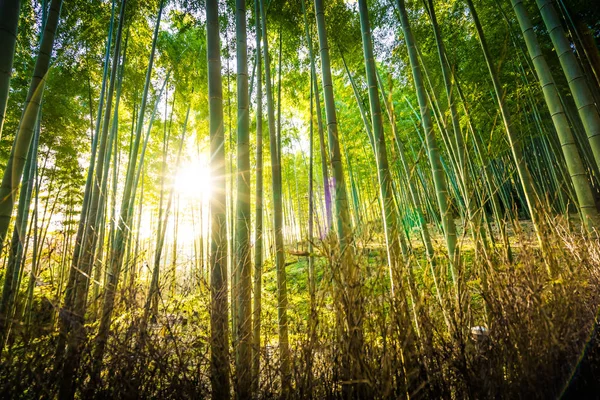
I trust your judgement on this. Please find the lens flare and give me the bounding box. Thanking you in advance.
[174,156,212,200]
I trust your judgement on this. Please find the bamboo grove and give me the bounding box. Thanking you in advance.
[0,0,599,398]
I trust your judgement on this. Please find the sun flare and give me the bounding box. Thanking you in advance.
[173,156,212,200]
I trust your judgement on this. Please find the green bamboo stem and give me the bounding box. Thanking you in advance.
[55,0,116,363]
[0,123,38,352]
[512,0,599,230]
[0,0,62,250]
[301,0,333,233]
[466,0,546,260]
[0,0,21,139]
[377,71,451,331]
[207,0,230,396]
[234,0,252,396]
[396,0,459,288]
[91,0,165,383]
[138,105,189,352]
[535,0,600,171]
[59,1,126,396]
[252,0,264,392]
[314,0,365,394]
[259,0,291,392]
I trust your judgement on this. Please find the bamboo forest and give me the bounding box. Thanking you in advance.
[2,0,600,398]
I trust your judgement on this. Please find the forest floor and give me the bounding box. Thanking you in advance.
[2,215,600,399]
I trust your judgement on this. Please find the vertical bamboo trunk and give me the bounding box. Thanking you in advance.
[91,0,164,382]
[344,11,411,330]
[564,5,600,92]
[138,106,188,350]
[512,0,598,229]
[59,2,126,396]
[426,0,464,176]
[129,141,144,288]
[225,22,238,349]
[314,0,365,395]
[293,157,304,241]
[301,0,333,234]
[22,148,40,330]
[131,172,144,283]
[252,0,263,393]
[465,0,545,254]
[90,210,105,319]
[56,197,73,325]
[55,0,116,363]
[535,0,600,170]
[259,0,291,394]
[305,71,316,397]
[207,0,230,397]
[170,195,179,299]
[0,0,62,249]
[312,0,354,271]
[396,0,459,293]
[93,76,123,316]
[1,0,51,345]
[424,0,487,252]
[0,126,38,351]
[146,91,171,329]
[277,28,283,165]
[198,203,204,283]
[234,0,252,396]
[0,0,21,139]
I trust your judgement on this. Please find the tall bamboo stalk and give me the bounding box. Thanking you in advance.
[259,0,291,393]
[535,0,600,170]
[0,123,39,352]
[252,0,264,393]
[306,71,317,396]
[512,0,599,230]
[0,0,21,139]
[59,1,126,396]
[358,0,420,389]
[0,0,62,249]
[207,0,230,397]
[138,105,189,351]
[301,0,333,234]
[234,0,252,396]
[465,0,545,253]
[423,0,488,254]
[314,0,365,394]
[396,0,459,288]
[55,0,116,363]
[91,0,165,382]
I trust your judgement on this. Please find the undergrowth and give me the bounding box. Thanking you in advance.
[1,219,599,399]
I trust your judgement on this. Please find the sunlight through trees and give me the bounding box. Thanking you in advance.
[0,0,599,398]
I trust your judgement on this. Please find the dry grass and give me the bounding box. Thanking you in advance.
[0,217,599,399]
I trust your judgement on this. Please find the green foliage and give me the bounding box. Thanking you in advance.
[0,0,599,397]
